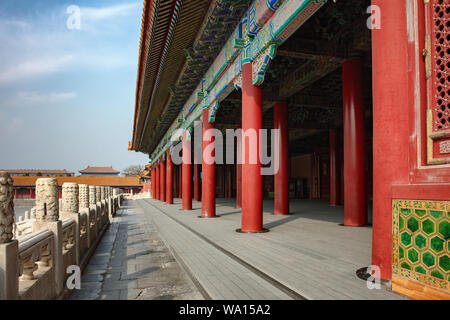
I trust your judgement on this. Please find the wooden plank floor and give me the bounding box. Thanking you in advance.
[138,198,407,300]
[138,200,293,300]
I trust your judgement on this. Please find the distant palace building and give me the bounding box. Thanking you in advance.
[1,169,74,177]
[78,166,121,176]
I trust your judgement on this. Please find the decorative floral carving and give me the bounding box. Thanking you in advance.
[89,186,96,206]
[0,172,14,244]
[36,178,59,222]
[95,186,101,203]
[100,186,105,201]
[79,184,89,209]
[62,183,79,214]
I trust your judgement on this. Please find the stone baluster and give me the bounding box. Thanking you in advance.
[33,178,63,296]
[100,186,107,225]
[88,186,97,242]
[95,186,102,226]
[95,186,101,205]
[79,184,89,211]
[79,184,90,246]
[106,187,112,218]
[61,183,80,265]
[0,172,19,300]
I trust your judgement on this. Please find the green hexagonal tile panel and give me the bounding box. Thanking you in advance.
[407,248,419,263]
[401,208,411,216]
[415,266,426,275]
[414,209,426,217]
[422,219,435,235]
[430,236,444,253]
[422,252,435,268]
[430,270,444,280]
[439,255,449,272]
[414,234,427,249]
[399,216,404,230]
[399,246,404,260]
[407,217,419,233]
[401,232,412,247]
[393,200,449,291]
[438,221,449,239]
[400,262,411,270]
[430,210,443,219]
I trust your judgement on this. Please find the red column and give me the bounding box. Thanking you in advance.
[227,166,232,198]
[182,130,192,210]
[160,156,166,202]
[202,109,216,217]
[178,165,182,198]
[156,162,160,200]
[166,150,173,204]
[151,165,156,199]
[274,101,289,215]
[372,0,410,280]
[329,129,340,206]
[241,62,263,232]
[343,58,367,226]
[194,164,201,201]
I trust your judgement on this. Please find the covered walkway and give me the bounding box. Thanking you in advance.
[137,198,406,300]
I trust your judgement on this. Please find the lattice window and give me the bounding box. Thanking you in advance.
[431,0,450,131]
[425,0,450,164]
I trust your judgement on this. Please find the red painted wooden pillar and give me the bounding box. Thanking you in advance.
[155,163,160,200]
[194,164,201,201]
[343,58,367,226]
[160,156,166,202]
[227,166,232,198]
[151,165,156,199]
[372,0,410,280]
[273,101,289,215]
[329,129,340,206]
[166,150,173,204]
[182,130,192,210]
[241,61,263,232]
[202,109,216,217]
[178,165,182,198]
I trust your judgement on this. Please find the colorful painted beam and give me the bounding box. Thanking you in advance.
[149,0,328,164]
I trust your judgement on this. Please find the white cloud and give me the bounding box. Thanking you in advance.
[0,55,74,85]
[17,91,77,104]
[81,2,140,21]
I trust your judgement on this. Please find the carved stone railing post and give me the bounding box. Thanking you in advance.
[0,172,19,300]
[113,188,118,213]
[106,187,113,219]
[95,186,102,227]
[88,186,98,241]
[33,178,63,296]
[61,183,80,265]
[100,186,108,225]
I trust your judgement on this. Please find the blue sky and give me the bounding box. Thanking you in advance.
[0,0,149,174]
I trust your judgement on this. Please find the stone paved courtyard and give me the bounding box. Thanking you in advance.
[70,201,203,300]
